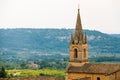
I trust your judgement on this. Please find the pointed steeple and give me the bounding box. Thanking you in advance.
[75,8,83,36]
[73,7,84,44]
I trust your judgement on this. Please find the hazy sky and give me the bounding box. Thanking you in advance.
[0,0,120,34]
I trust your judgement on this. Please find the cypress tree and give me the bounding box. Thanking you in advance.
[0,66,7,78]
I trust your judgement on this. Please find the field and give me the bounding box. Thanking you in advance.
[6,69,65,78]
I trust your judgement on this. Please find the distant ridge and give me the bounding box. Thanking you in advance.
[0,29,120,57]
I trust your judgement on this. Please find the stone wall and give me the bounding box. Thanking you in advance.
[106,71,120,80]
[116,70,120,80]
[66,73,106,80]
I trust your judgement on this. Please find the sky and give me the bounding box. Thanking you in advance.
[0,0,120,34]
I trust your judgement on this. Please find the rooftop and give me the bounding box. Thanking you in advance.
[66,63,120,75]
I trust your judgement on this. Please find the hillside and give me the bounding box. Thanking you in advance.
[110,34,120,38]
[0,29,120,69]
[0,29,120,54]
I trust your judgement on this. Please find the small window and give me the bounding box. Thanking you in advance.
[84,49,86,58]
[74,49,78,58]
[97,77,100,80]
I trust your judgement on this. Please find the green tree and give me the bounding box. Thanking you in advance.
[0,66,7,78]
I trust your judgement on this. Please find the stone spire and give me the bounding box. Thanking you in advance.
[74,8,83,37]
[73,8,84,44]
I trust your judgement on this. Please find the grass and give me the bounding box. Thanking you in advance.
[7,69,65,78]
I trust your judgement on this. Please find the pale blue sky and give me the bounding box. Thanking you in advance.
[0,0,120,34]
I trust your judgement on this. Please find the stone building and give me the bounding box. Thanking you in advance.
[66,8,120,80]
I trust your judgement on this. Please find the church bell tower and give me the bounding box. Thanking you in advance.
[68,8,88,67]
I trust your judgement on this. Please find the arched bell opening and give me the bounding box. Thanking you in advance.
[74,49,78,58]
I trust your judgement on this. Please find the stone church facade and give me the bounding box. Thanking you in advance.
[66,8,120,80]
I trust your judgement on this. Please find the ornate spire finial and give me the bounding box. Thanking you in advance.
[74,6,82,37]
[85,32,88,43]
[78,4,80,10]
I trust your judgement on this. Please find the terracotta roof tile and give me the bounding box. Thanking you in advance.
[67,63,120,75]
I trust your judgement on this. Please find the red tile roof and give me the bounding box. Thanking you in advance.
[66,63,120,75]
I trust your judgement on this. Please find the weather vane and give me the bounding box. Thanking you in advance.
[78,4,80,9]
